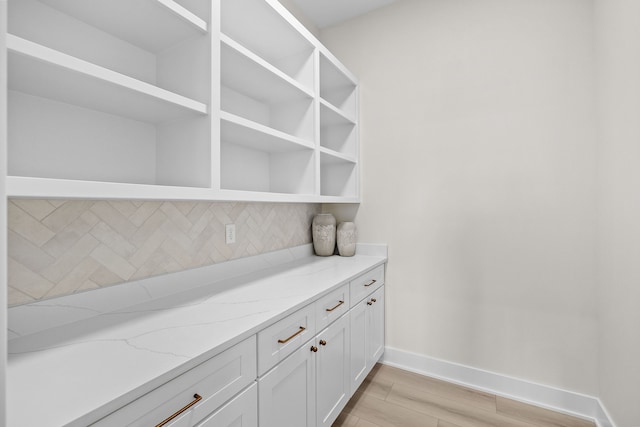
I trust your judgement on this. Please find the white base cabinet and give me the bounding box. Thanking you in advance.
[316,314,351,427]
[350,286,385,394]
[258,341,317,427]
[258,313,350,427]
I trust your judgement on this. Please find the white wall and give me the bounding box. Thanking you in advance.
[1,0,8,423]
[321,0,600,395]
[595,1,640,425]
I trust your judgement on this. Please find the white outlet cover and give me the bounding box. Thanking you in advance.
[225,224,236,244]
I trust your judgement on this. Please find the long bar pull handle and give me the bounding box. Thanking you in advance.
[278,326,306,344]
[364,279,377,287]
[156,394,202,427]
[325,300,344,312]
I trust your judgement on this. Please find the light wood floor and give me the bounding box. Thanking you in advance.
[333,364,596,427]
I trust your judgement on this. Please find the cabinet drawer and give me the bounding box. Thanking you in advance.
[196,383,257,427]
[350,264,385,306]
[92,336,257,427]
[315,283,350,332]
[258,303,316,376]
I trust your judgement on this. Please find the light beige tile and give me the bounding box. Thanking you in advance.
[8,230,55,272]
[496,397,596,427]
[128,201,162,227]
[90,201,137,237]
[41,234,100,283]
[160,202,193,234]
[173,201,197,217]
[129,229,167,268]
[90,266,126,287]
[8,202,55,247]
[90,244,137,280]
[45,257,101,299]
[77,280,100,292]
[11,199,56,221]
[41,200,94,233]
[42,212,100,258]
[90,221,137,258]
[8,258,56,300]
[8,286,36,306]
[107,200,139,218]
[130,209,168,248]
[186,202,209,225]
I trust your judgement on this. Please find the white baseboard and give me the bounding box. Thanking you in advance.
[381,347,615,427]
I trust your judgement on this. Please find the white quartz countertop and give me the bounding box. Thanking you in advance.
[7,247,386,427]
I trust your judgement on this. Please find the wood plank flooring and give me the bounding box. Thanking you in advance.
[333,364,596,427]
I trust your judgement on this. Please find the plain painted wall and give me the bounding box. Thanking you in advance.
[321,0,600,395]
[595,0,640,425]
[1,0,7,422]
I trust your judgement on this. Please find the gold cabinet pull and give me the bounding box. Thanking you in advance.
[367,301,373,306]
[278,326,306,344]
[325,300,344,312]
[364,279,377,287]
[310,346,318,352]
[371,298,377,303]
[319,340,327,346]
[156,394,202,427]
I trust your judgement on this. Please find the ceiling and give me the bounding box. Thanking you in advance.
[293,0,397,28]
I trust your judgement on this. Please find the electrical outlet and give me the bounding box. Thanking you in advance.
[225,224,236,244]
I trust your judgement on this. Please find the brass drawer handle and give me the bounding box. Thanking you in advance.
[325,300,344,312]
[319,339,327,346]
[278,326,306,344]
[371,298,377,303]
[364,279,377,287]
[156,394,202,427]
[311,346,318,352]
[367,301,373,306]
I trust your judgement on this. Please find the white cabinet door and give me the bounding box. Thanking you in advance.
[349,298,368,394]
[258,341,316,427]
[350,285,385,394]
[367,286,385,367]
[315,314,350,427]
[197,383,257,427]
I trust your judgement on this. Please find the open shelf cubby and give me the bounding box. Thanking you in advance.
[220,41,315,142]
[320,100,357,157]
[6,0,212,191]
[221,0,315,93]
[320,151,358,198]
[320,52,357,120]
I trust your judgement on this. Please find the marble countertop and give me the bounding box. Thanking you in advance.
[7,244,387,427]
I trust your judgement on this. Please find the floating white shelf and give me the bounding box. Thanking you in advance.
[38,0,207,53]
[319,147,357,164]
[320,99,356,127]
[221,112,314,153]
[221,35,313,100]
[7,35,208,123]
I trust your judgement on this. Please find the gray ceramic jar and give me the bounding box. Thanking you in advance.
[312,213,336,256]
[337,222,357,257]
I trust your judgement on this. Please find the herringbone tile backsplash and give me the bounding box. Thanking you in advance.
[8,199,320,306]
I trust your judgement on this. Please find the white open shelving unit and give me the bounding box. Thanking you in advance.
[5,0,359,202]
